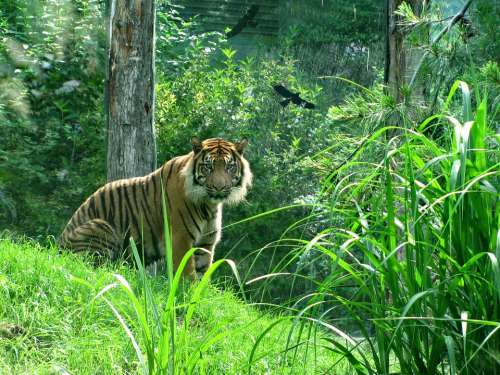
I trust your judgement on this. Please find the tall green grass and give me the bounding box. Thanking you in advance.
[1,235,350,373]
[249,81,499,374]
[84,192,342,374]
[79,190,246,374]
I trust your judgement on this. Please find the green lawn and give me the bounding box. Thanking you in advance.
[0,237,351,374]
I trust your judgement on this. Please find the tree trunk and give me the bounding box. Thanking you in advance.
[384,0,405,104]
[106,0,157,182]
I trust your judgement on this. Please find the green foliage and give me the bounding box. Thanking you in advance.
[397,0,500,112]
[0,0,107,236]
[156,2,225,76]
[250,81,499,374]
[278,0,385,103]
[280,0,385,46]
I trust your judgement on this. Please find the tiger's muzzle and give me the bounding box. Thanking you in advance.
[206,161,233,201]
[208,190,230,200]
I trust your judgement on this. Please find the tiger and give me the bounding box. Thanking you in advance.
[59,137,252,279]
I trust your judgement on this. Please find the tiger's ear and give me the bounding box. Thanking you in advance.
[235,138,248,154]
[191,137,202,154]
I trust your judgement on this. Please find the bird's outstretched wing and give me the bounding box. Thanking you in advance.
[302,101,315,109]
[226,5,260,39]
[273,85,316,109]
[273,84,294,98]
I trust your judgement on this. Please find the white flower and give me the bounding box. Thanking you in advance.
[56,169,69,181]
[55,80,80,95]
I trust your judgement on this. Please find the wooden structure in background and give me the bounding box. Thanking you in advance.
[173,0,280,37]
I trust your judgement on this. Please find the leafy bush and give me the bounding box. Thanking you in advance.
[0,0,107,236]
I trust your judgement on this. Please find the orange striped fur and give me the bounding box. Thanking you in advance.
[59,138,252,279]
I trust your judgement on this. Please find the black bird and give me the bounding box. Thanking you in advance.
[273,85,316,109]
[226,5,259,39]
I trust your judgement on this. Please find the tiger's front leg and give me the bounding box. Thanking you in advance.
[172,233,197,280]
[193,245,215,278]
[193,206,222,278]
[193,228,220,278]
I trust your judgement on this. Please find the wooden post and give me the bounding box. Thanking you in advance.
[106,0,157,181]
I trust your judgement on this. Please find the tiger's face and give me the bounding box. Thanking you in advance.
[183,137,252,205]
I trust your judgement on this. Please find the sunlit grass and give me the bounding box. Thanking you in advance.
[0,234,350,374]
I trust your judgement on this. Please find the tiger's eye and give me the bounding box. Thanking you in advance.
[226,162,236,172]
[201,163,212,173]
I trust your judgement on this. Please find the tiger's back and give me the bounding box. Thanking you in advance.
[60,158,175,264]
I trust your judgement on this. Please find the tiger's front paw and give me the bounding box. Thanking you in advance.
[195,262,209,278]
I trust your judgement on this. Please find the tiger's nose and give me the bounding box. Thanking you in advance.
[211,184,229,192]
[211,175,231,191]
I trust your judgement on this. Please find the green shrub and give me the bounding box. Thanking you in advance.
[254,81,499,374]
[0,0,107,236]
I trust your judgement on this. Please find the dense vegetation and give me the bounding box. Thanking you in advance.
[1,0,499,374]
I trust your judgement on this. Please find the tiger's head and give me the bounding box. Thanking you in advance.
[182,137,252,205]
